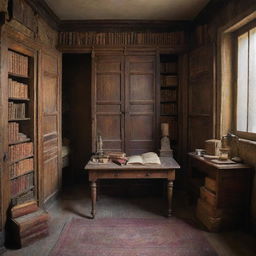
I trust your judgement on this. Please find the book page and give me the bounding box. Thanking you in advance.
[141,152,161,165]
[127,155,144,165]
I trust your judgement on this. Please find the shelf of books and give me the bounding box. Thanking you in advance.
[8,49,36,206]
[160,55,179,156]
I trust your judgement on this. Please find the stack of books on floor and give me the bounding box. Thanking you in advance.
[11,200,49,248]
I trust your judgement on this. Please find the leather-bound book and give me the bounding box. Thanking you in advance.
[11,200,38,218]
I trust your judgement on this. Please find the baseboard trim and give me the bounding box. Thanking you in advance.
[43,191,59,210]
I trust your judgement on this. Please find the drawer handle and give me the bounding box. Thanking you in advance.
[114,173,118,177]
[145,172,151,177]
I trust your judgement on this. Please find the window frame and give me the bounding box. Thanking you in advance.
[233,19,256,141]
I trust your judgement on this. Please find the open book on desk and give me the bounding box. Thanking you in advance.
[127,152,161,165]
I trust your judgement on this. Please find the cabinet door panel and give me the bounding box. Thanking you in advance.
[125,56,156,155]
[96,74,121,102]
[93,55,124,152]
[39,50,61,204]
[130,75,154,101]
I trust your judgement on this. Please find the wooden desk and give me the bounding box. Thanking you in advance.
[84,157,180,218]
[188,153,253,231]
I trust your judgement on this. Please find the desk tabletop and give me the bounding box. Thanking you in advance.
[84,157,180,170]
[188,152,251,169]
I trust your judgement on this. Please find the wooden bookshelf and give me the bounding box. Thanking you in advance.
[11,185,35,199]
[7,49,35,205]
[8,118,31,122]
[8,98,30,102]
[160,54,179,158]
[8,72,29,79]
[9,138,31,146]
[10,170,34,180]
[9,155,34,166]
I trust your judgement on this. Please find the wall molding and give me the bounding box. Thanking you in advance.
[59,20,191,32]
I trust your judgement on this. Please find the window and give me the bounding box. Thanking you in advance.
[236,25,256,135]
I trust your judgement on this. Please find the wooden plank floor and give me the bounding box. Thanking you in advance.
[2,184,256,256]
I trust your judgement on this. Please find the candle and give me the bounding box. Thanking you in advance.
[161,123,169,137]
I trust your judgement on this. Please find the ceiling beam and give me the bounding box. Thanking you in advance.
[59,20,192,32]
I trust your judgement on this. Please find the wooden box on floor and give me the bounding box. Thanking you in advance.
[11,207,49,248]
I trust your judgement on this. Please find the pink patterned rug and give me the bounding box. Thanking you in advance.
[50,218,218,256]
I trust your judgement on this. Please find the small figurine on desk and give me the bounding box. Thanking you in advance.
[91,133,109,164]
[159,123,173,157]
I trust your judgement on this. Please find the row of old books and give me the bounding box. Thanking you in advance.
[9,122,19,142]
[10,201,49,248]
[8,122,29,143]
[11,172,34,197]
[160,62,177,73]
[59,31,186,46]
[9,158,34,179]
[160,103,177,116]
[161,75,178,87]
[8,102,26,120]
[8,142,33,162]
[161,89,177,102]
[8,78,28,99]
[160,116,178,141]
[8,50,29,77]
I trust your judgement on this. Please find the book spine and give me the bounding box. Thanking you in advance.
[19,221,48,238]
[12,204,39,219]
[20,228,49,247]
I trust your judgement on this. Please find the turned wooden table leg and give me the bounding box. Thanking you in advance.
[96,180,100,201]
[91,181,97,218]
[167,180,173,217]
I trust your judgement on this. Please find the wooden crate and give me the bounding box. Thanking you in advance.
[205,177,216,193]
[200,186,216,206]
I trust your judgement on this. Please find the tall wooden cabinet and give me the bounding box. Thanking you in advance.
[92,52,158,155]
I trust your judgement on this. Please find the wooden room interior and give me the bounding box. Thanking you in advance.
[0,0,256,255]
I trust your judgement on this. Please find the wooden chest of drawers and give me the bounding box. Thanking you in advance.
[188,153,253,232]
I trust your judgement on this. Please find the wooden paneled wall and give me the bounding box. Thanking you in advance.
[188,44,216,151]
[192,0,256,230]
